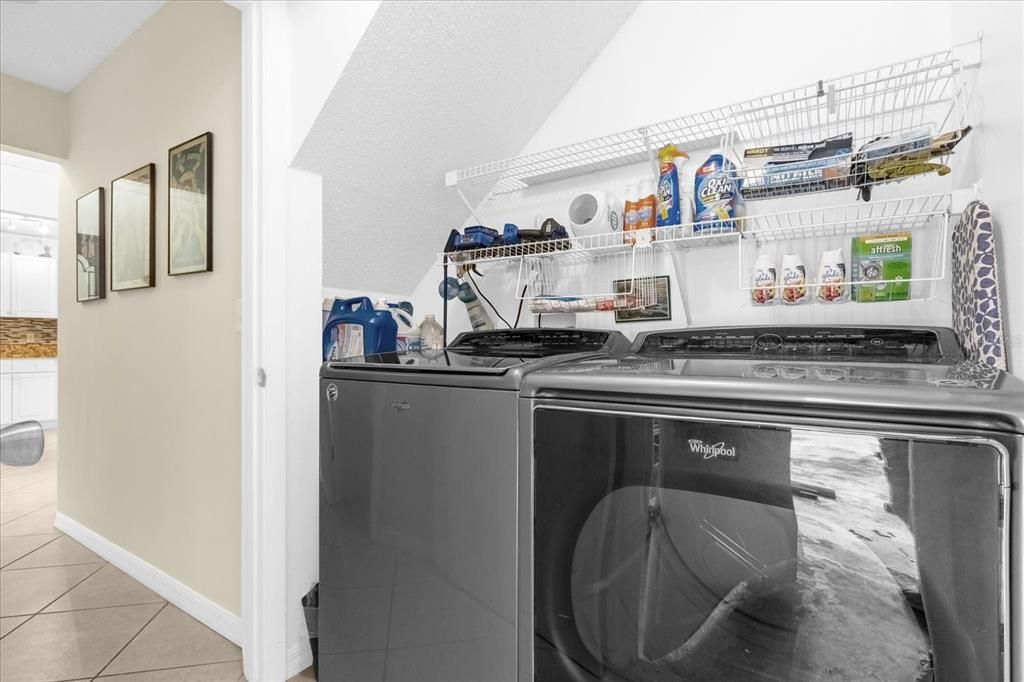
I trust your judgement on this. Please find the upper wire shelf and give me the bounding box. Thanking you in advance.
[445,44,977,200]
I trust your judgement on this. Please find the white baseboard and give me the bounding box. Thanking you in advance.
[286,641,313,679]
[54,512,242,646]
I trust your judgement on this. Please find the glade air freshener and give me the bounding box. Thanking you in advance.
[816,247,849,304]
[751,254,777,305]
[780,253,809,305]
[694,153,744,234]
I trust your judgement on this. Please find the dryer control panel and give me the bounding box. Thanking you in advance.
[634,326,961,364]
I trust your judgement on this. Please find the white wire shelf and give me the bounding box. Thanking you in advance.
[741,193,951,244]
[445,44,975,201]
[442,226,738,268]
[739,194,952,305]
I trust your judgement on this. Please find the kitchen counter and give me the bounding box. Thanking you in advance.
[0,343,58,359]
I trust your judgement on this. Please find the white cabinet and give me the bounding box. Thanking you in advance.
[0,253,11,315]
[5,254,57,318]
[0,359,57,427]
[0,374,12,425]
[11,373,57,423]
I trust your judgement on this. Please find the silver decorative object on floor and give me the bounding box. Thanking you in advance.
[0,420,45,466]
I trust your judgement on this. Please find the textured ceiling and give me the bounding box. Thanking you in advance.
[0,0,165,92]
[294,0,638,294]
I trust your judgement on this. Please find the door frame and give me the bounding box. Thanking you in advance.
[236,1,290,679]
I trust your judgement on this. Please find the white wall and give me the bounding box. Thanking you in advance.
[404,2,1011,350]
[0,73,69,159]
[58,0,242,616]
[950,2,1024,374]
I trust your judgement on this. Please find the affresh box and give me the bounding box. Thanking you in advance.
[850,232,912,302]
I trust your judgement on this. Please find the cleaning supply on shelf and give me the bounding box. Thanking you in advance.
[851,232,912,302]
[568,191,619,237]
[656,145,689,228]
[419,314,445,350]
[624,181,657,244]
[636,179,657,235]
[780,254,809,305]
[694,153,744,234]
[322,296,398,360]
[623,183,640,243]
[397,322,423,353]
[457,280,495,331]
[751,254,778,306]
[815,248,849,304]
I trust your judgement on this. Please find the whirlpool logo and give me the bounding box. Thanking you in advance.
[688,439,737,460]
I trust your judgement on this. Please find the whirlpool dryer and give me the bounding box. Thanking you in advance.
[518,325,1022,682]
[319,328,629,682]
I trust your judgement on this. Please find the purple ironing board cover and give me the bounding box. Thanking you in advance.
[951,200,1007,370]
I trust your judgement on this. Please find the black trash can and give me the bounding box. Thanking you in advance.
[302,583,318,679]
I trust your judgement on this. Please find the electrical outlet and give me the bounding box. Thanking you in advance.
[25,333,36,343]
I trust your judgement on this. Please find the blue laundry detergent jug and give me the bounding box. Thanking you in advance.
[322,297,398,361]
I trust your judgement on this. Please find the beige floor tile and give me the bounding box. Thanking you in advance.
[1,502,58,537]
[45,563,164,612]
[102,605,241,675]
[0,562,103,617]
[97,661,244,681]
[0,533,60,568]
[12,479,58,501]
[0,488,55,516]
[0,603,163,682]
[5,534,101,570]
[0,615,29,638]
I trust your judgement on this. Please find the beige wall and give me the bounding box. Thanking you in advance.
[58,1,242,614]
[0,73,69,159]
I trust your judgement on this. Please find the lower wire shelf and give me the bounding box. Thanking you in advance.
[441,193,952,313]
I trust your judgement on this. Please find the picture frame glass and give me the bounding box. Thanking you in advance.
[111,164,154,291]
[168,133,211,274]
[613,275,673,323]
[76,188,104,302]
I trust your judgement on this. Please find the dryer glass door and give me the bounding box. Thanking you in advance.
[531,408,1007,682]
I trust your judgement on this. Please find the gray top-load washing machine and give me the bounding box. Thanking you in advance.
[518,325,1023,682]
[319,328,629,682]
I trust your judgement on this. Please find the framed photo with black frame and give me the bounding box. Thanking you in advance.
[168,132,213,275]
[110,164,156,291]
[612,275,672,323]
[76,187,105,302]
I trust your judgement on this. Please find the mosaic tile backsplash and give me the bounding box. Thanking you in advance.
[0,317,58,357]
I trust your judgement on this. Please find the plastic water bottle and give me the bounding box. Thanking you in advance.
[420,314,445,350]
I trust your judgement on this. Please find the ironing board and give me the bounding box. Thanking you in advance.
[951,201,1007,370]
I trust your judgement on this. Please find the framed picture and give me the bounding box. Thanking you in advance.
[168,132,213,275]
[111,163,156,291]
[76,187,105,302]
[613,275,672,323]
